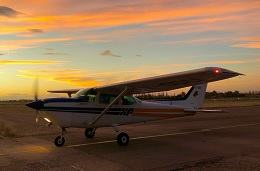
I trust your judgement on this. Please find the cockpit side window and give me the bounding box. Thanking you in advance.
[98,94,136,105]
[87,94,96,102]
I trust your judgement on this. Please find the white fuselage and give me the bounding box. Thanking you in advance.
[40,98,195,128]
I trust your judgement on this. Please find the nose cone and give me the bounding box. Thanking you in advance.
[26,100,44,110]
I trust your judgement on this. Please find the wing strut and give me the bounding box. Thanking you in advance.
[90,87,128,126]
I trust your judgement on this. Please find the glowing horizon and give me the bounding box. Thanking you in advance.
[0,0,259,100]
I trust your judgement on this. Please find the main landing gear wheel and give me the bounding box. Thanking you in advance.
[54,135,65,147]
[117,132,129,146]
[85,128,95,138]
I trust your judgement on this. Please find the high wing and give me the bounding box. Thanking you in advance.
[47,89,81,97]
[94,67,243,95]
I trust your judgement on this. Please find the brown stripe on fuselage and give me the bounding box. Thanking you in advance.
[134,108,185,113]
[132,113,194,118]
[132,108,194,118]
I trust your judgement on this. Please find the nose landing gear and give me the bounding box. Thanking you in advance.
[54,127,66,147]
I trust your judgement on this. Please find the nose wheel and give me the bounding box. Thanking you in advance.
[54,135,65,147]
[54,127,66,147]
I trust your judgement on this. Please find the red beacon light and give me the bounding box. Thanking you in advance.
[214,69,220,74]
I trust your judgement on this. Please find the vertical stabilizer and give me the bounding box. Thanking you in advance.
[182,83,207,108]
[152,84,207,108]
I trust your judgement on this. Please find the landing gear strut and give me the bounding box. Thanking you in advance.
[85,128,96,138]
[112,124,129,146]
[54,127,66,147]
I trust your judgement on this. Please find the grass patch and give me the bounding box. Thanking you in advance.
[0,119,16,137]
[203,97,260,108]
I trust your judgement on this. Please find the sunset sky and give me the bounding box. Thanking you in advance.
[1,0,260,100]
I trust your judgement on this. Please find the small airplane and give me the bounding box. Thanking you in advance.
[26,67,242,147]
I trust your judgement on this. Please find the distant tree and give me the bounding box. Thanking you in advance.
[136,90,251,100]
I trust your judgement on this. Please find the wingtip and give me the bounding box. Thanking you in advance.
[206,67,244,76]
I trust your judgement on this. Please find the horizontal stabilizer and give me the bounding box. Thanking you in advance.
[47,89,81,97]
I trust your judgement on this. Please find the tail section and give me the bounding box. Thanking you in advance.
[152,84,207,109]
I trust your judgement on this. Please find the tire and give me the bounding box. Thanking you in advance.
[54,135,65,147]
[117,132,129,146]
[85,128,95,138]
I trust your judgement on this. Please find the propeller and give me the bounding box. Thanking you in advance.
[34,77,39,123]
[34,77,39,101]
[25,77,44,123]
[36,112,39,123]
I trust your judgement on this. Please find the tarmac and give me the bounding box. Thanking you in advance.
[0,106,259,171]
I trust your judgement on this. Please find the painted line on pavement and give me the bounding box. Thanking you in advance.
[0,135,6,139]
[67,140,116,148]
[71,165,85,171]
[66,122,260,148]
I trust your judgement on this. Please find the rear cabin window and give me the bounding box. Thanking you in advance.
[99,94,117,104]
[99,94,136,105]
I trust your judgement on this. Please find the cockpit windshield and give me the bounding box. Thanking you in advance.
[73,88,97,102]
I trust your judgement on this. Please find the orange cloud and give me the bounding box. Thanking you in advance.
[153,37,227,45]
[1,1,259,35]
[19,69,85,77]
[17,67,146,87]
[232,43,260,49]
[170,58,260,67]
[141,65,164,69]
[0,37,76,51]
[0,60,62,65]
[18,69,106,87]
[52,77,101,87]
[232,37,260,49]
[0,0,259,53]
